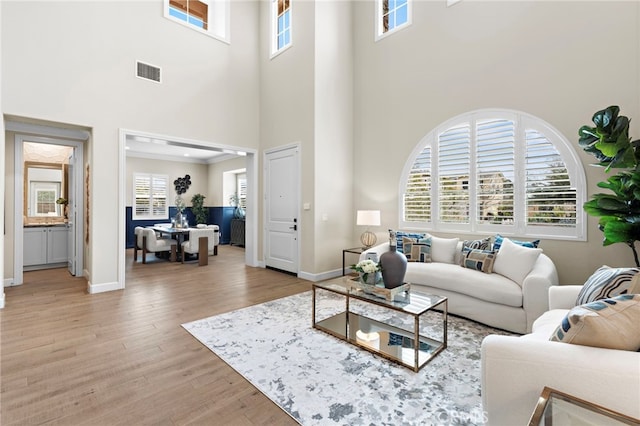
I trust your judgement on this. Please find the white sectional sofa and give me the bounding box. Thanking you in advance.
[481,285,640,425]
[360,238,558,334]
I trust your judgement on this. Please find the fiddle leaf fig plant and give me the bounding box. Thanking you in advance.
[579,106,640,266]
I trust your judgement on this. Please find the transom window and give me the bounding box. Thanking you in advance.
[376,0,411,40]
[164,0,229,42]
[400,110,586,240]
[133,173,169,220]
[271,0,292,56]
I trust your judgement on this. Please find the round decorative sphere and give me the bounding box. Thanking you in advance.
[360,230,377,248]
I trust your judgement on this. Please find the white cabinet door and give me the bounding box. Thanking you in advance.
[48,227,69,264]
[24,228,48,266]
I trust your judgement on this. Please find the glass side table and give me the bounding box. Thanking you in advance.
[342,247,364,276]
[528,387,639,425]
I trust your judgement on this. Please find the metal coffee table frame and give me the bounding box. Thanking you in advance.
[312,276,447,372]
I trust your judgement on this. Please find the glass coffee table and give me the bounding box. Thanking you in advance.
[312,276,447,372]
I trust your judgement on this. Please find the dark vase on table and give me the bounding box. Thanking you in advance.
[380,230,407,289]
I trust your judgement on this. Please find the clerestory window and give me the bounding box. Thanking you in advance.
[271,0,292,56]
[400,109,586,240]
[164,0,229,42]
[376,0,411,40]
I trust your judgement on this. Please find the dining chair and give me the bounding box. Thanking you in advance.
[141,228,177,263]
[181,228,216,265]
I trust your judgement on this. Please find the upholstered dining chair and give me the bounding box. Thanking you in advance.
[140,228,177,263]
[206,224,220,255]
[181,228,216,265]
[133,226,144,261]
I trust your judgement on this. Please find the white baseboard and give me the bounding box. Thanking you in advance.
[0,291,4,308]
[4,278,15,287]
[87,280,123,294]
[298,269,342,283]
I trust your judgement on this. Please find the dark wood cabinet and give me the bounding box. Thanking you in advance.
[230,218,245,246]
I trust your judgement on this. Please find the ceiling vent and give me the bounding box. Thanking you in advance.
[136,61,161,83]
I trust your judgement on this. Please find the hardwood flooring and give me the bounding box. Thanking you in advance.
[1,246,311,425]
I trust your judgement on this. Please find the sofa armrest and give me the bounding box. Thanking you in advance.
[481,335,640,426]
[522,254,558,332]
[548,285,582,310]
[359,243,390,262]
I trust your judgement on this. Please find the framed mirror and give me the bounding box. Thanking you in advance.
[24,161,68,222]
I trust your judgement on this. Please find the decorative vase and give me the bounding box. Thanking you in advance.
[174,211,184,228]
[359,271,382,285]
[234,206,246,219]
[380,230,407,289]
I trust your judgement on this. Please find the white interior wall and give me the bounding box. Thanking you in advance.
[352,0,640,284]
[314,1,354,274]
[259,0,316,273]
[2,1,260,289]
[125,157,208,207]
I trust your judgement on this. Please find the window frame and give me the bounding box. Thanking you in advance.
[270,0,292,58]
[399,109,587,241]
[375,0,412,42]
[133,173,170,221]
[163,0,230,44]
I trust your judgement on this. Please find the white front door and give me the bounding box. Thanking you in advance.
[264,146,299,274]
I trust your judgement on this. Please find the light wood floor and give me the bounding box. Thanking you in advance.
[1,246,311,425]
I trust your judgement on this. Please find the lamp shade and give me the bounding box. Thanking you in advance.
[356,210,381,227]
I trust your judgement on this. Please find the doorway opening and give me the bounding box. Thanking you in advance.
[119,129,258,288]
[7,119,88,289]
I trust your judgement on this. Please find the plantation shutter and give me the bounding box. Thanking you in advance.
[404,147,432,223]
[238,173,247,209]
[151,175,168,217]
[134,174,151,218]
[525,130,577,227]
[438,124,471,224]
[475,119,515,224]
[134,173,169,220]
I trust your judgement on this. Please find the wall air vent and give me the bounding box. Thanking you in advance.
[136,61,161,83]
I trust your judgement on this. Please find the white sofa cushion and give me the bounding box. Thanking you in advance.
[493,238,542,286]
[427,236,459,264]
[405,262,523,307]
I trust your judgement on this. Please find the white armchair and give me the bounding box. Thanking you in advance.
[133,226,144,261]
[481,285,640,425]
[140,228,177,263]
[181,228,217,265]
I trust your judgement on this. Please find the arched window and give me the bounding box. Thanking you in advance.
[400,109,586,240]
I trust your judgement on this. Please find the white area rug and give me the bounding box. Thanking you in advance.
[182,291,514,425]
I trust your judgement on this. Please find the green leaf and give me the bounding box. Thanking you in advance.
[593,105,619,131]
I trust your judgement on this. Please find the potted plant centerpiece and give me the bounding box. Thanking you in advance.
[351,259,382,285]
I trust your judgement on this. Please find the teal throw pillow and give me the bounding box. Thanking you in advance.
[493,234,540,251]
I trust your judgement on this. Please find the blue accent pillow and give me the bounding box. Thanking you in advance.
[394,231,426,254]
[493,234,540,251]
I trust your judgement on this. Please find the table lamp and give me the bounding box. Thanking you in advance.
[357,210,381,248]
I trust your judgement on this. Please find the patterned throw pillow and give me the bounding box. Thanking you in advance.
[576,266,640,305]
[462,237,492,251]
[394,231,426,254]
[460,248,496,273]
[493,234,540,251]
[403,236,431,263]
[550,294,640,351]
